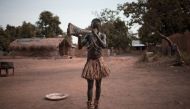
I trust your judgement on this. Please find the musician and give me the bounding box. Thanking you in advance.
[78,18,110,109]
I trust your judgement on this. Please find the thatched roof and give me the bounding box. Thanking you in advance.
[9,38,70,50]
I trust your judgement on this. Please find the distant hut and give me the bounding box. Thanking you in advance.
[131,40,146,50]
[9,37,71,57]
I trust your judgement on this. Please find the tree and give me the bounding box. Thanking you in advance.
[0,27,11,51]
[5,22,37,39]
[96,9,131,52]
[119,0,190,64]
[19,21,36,38]
[36,11,63,37]
[107,18,130,50]
[5,25,17,41]
[119,0,190,41]
[96,8,120,23]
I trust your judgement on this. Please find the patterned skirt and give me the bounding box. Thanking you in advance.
[82,57,110,80]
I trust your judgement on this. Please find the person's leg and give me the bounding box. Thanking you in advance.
[87,79,94,109]
[6,68,8,76]
[95,79,102,100]
[94,79,102,109]
[87,79,94,101]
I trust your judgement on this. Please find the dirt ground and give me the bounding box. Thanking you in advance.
[0,55,190,109]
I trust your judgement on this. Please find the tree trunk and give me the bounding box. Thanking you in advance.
[155,31,184,65]
[147,24,184,65]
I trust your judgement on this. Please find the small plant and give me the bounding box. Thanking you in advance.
[9,51,15,56]
[139,52,149,62]
[3,51,8,56]
[181,52,190,65]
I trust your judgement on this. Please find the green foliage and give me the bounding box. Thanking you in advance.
[97,8,120,23]
[0,27,11,51]
[5,21,37,39]
[5,25,17,40]
[118,0,146,26]
[36,11,63,37]
[112,19,131,50]
[0,11,65,51]
[181,51,190,65]
[119,0,190,44]
[96,9,131,51]
[138,25,161,45]
[19,21,36,38]
[3,21,37,49]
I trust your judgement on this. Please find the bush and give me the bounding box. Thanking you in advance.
[181,52,190,65]
[139,51,161,62]
[9,51,15,56]
[139,52,149,62]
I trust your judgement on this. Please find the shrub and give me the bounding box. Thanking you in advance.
[181,52,190,65]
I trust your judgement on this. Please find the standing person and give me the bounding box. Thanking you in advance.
[78,18,110,109]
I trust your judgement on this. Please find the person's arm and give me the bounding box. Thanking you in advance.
[92,30,107,48]
[78,35,88,49]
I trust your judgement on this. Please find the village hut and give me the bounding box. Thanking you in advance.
[131,40,146,50]
[9,37,72,57]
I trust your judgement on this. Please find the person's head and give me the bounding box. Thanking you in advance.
[91,18,101,31]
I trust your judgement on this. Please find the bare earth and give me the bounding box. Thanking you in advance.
[0,55,190,109]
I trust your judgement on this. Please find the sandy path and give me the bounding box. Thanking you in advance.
[0,56,190,109]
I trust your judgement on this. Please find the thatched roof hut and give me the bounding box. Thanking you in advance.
[9,38,71,57]
[10,38,67,50]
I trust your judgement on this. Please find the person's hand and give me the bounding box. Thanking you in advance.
[92,29,98,35]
